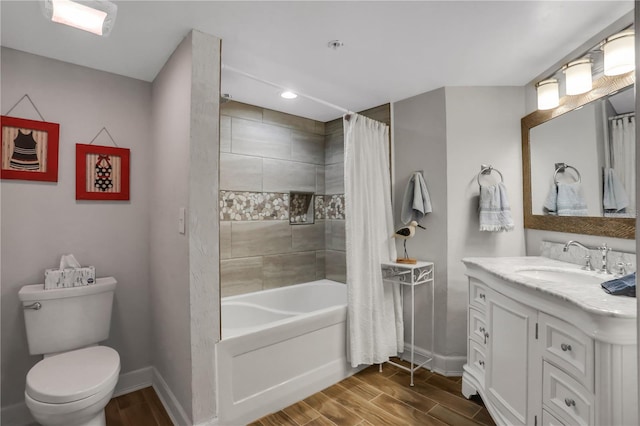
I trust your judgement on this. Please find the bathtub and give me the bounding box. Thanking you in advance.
[216,279,359,425]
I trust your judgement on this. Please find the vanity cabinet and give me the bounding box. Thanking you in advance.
[462,258,637,426]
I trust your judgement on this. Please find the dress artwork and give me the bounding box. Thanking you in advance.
[94,154,114,191]
[9,130,40,170]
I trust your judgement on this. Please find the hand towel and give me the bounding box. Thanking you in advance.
[479,182,514,232]
[400,171,432,225]
[603,168,629,212]
[543,182,588,216]
[601,272,636,297]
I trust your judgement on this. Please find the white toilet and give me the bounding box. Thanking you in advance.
[19,277,120,426]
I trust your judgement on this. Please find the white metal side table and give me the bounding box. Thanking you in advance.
[380,260,435,386]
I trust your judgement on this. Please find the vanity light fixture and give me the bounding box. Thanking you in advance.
[280,91,298,99]
[536,79,560,110]
[41,0,117,36]
[563,59,592,95]
[603,30,635,76]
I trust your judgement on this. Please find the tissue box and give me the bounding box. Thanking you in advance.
[44,266,96,290]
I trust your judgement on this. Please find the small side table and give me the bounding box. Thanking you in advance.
[380,260,435,386]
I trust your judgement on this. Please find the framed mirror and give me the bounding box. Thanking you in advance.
[522,71,635,239]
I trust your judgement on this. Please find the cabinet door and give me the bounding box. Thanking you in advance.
[485,288,538,426]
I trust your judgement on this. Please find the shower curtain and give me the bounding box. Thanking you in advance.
[610,116,636,214]
[344,113,403,368]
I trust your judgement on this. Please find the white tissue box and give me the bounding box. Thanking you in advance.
[44,266,96,290]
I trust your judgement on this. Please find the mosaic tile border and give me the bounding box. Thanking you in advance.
[220,191,345,221]
[220,191,289,221]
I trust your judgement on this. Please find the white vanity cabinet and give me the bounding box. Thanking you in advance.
[462,257,637,426]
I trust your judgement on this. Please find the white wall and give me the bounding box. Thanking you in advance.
[150,30,220,425]
[444,87,526,356]
[393,86,526,367]
[1,48,151,407]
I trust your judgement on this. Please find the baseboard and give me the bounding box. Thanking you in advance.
[113,366,154,397]
[401,343,466,376]
[152,367,192,426]
[1,401,34,426]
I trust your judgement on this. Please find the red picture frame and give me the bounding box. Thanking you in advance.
[76,144,130,201]
[1,115,59,182]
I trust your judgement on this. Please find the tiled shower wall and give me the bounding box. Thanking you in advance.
[219,101,390,297]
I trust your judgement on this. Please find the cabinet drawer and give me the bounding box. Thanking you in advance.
[542,409,566,426]
[468,307,487,346]
[468,339,486,383]
[469,278,488,311]
[540,312,594,391]
[543,362,594,426]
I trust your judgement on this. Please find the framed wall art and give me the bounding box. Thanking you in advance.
[76,143,130,201]
[1,116,59,182]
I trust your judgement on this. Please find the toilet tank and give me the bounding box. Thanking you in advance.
[19,277,117,355]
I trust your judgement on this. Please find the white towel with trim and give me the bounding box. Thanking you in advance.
[400,172,432,225]
[479,182,514,232]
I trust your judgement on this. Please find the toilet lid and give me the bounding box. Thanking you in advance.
[26,346,120,404]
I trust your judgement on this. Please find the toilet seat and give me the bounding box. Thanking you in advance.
[26,346,120,404]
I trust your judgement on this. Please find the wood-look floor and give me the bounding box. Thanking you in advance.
[106,386,173,426]
[251,359,495,426]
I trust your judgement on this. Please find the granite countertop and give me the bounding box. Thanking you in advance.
[462,256,637,319]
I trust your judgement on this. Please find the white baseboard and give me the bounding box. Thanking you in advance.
[1,401,34,426]
[113,366,153,397]
[152,367,192,426]
[401,344,466,376]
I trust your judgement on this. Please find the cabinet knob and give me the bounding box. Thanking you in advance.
[479,327,485,333]
[564,398,576,407]
[561,343,572,352]
[479,360,485,368]
[479,293,486,300]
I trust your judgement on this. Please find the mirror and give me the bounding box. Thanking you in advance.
[522,72,636,239]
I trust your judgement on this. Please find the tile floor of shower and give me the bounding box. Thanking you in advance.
[102,358,493,426]
[251,358,494,426]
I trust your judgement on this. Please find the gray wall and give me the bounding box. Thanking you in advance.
[149,30,221,424]
[392,86,526,364]
[1,48,152,407]
[392,88,448,360]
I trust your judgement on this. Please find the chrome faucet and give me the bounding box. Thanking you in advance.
[563,240,611,274]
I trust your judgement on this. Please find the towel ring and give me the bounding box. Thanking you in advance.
[477,165,504,186]
[553,163,581,184]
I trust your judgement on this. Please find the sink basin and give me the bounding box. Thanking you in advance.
[514,267,605,285]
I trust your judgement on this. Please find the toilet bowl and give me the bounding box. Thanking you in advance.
[24,346,120,426]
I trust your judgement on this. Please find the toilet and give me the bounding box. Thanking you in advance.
[19,277,120,426]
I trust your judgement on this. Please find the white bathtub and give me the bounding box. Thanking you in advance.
[216,279,358,425]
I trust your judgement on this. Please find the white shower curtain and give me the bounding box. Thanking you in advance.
[344,113,403,368]
[611,116,635,214]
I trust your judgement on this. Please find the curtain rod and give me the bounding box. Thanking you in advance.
[608,112,635,120]
[222,64,354,116]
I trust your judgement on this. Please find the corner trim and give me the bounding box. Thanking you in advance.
[402,343,465,376]
[152,367,192,426]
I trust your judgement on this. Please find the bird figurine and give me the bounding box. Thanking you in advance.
[392,221,422,264]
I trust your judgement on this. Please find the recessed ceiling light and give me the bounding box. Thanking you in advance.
[41,0,117,36]
[280,91,298,99]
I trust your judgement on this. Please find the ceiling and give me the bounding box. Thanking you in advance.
[1,1,634,122]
